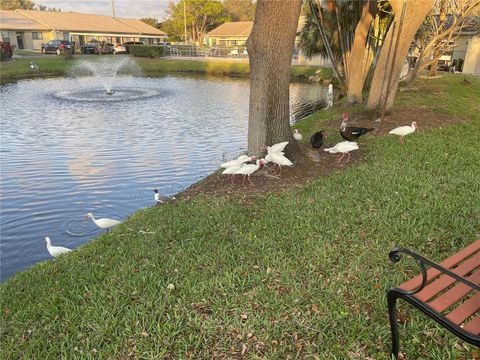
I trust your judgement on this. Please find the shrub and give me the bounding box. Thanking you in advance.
[129,45,165,58]
[0,42,13,61]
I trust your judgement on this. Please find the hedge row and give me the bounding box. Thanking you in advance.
[129,45,165,58]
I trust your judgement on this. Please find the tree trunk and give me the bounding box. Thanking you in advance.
[347,0,374,104]
[246,0,303,157]
[428,52,439,77]
[406,49,425,85]
[367,0,434,112]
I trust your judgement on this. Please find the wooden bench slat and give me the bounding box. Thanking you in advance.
[428,271,480,313]
[400,240,480,291]
[446,292,480,325]
[463,314,480,335]
[413,252,480,302]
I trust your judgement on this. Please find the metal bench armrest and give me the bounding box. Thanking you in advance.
[389,247,480,295]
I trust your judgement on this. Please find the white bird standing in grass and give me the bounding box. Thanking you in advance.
[388,122,418,144]
[45,237,72,258]
[293,129,303,141]
[30,62,39,70]
[324,141,359,162]
[84,212,121,233]
[234,159,266,186]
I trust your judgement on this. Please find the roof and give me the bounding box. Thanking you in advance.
[0,10,49,30]
[115,17,165,35]
[1,10,165,36]
[207,21,253,37]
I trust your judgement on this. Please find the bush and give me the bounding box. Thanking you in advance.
[0,42,13,61]
[129,45,165,58]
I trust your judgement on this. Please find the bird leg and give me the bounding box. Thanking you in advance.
[242,175,247,186]
[346,152,351,162]
[267,163,276,174]
[400,136,404,145]
[276,165,283,176]
[230,175,236,184]
[247,175,255,187]
[336,153,346,163]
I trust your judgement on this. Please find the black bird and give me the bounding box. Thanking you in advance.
[340,112,374,141]
[310,130,327,148]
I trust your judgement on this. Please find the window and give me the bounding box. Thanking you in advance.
[1,31,10,43]
[32,32,43,40]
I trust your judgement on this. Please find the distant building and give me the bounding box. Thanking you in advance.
[204,21,252,48]
[205,20,331,66]
[450,29,480,74]
[0,10,167,50]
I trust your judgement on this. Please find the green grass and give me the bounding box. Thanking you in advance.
[1,74,479,359]
[0,56,329,84]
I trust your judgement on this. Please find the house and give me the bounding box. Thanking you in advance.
[462,35,480,74]
[449,28,480,74]
[204,21,253,48]
[205,19,331,66]
[0,10,167,50]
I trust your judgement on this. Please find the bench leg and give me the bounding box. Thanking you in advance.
[387,290,400,359]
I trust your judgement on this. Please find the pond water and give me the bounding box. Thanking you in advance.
[0,75,327,281]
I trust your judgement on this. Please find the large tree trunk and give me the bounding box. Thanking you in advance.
[246,0,303,157]
[367,0,434,112]
[347,0,375,104]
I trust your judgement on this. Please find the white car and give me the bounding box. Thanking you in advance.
[113,43,127,54]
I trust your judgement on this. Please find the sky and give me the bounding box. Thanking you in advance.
[37,0,171,20]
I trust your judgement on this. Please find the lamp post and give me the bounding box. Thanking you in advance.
[183,0,187,44]
[111,0,116,17]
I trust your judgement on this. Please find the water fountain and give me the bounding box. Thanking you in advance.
[54,57,162,102]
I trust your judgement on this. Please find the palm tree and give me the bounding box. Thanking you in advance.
[299,0,393,101]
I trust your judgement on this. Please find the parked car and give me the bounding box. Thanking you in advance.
[123,41,143,53]
[42,40,74,55]
[113,43,127,54]
[81,41,113,54]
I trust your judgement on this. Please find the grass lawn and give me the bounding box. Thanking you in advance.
[0,74,479,359]
[0,56,329,84]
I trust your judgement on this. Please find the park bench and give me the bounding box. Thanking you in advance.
[387,240,480,359]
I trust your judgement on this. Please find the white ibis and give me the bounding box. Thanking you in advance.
[269,151,293,175]
[30,62,39,70]
[84,212,121,233]
[293,129,303,141]
[234,159,266,186]
[388,122,418,144]
[324,141,359,162]
[45,237,72,258]
[154,189,175,205]
[268,141,289,154]
[265,141,290,174]
[220,155,256,169]
[222,163,245,183]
